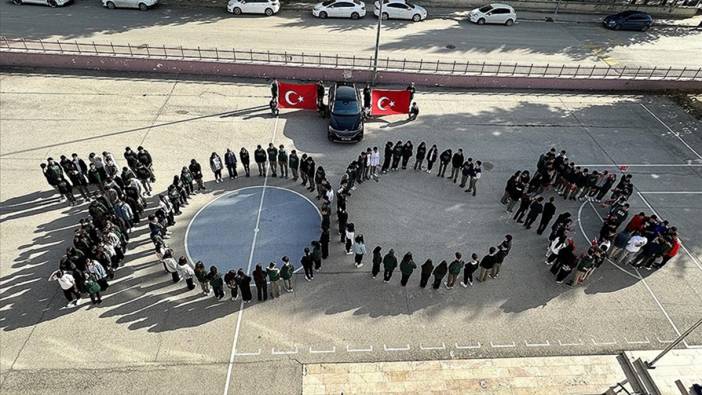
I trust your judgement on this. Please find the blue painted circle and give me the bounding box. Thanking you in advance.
[185,187,321,273]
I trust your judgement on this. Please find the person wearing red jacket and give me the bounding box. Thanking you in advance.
[625,212,647,233]
[660,233,680,267]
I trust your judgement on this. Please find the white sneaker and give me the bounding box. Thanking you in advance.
[305,277,311,282]
[460,282,467,288]
[346,252,353,255]
[357,263,364,268]
[231,297,237,301]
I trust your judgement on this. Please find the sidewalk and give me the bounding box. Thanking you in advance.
[302,349,702,394]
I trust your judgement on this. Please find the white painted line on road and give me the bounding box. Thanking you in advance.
[272,346,299,355]
[638,191,702,194]
[419,343,446,351]
[625,337,651,345]
[591,339,617,346]
[223,116,279,395]
[656,337,675,344]
[234,349,262,356]
[490,341,516,348]
[686,344,702,349]
[640,103,702,161]
[558,339,584,347]
[309,346,336,354]
[579,163,702,167]
[383,344,411,352]
[524,340,551,347]
[346,345,373,353]
[454,342,481,350]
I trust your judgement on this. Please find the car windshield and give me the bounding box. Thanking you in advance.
[406,2,415,7]
[333,99,359,115]
[478,5,492,12]
[353,0,361,4]
[322,0,334,5]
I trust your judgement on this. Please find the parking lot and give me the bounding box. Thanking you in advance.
[1,71,701,393]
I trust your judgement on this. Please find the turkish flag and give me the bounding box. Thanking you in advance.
[370,89,411,116]
[278,82,318,110]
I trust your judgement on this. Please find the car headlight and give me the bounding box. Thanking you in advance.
[608,20,616,25]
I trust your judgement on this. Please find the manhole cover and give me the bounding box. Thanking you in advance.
[446,44,456,49]
[176,110,189,115]
[483,161,494,171]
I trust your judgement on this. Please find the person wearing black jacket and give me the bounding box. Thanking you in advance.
[253,264,268,301]
[363,84,371,110]
[478,247,498,282]
[236,269,253,303]
[137,146,153,172]
[266,144,278,177]
[381,141,393,174]
[371,246,382,278]
[425,144,437,174]
[337,208,348,242]
[306,156,316,192]
[188,159,205,191]
[301,248,314,281]
[431,260,448,289]
[449,149,464,182]
[414,142,427,171]
[551,243,576,283]
[513,192,532,222]
[437,149,452,177]
[224,148,238,179]
[254,145,266,176]
[391,140,403,171]
[490,246,508,278]
[314,166,326,199]
[320,228,330,259]
[459,158,473,188]
[239,147,251,177]
[537,197,557,234]
[502,171,521,205]
[401,141,413,170]
[418,259,433,288]
[316,81,325,109]
[124,147,139,170]
[524,196,544,229]
[289,150,300,181]
[300,153,309,186]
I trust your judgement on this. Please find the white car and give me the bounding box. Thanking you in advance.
[11,0,71,7]
[227,0,280,16]
[468,3,516,25]
[103,0,158,11]
[313,0,366,19]
[373,0,427,22]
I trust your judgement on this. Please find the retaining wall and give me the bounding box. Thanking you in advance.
[2,52,701,92]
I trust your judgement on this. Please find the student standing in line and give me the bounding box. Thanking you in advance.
[278,145,288,178]
[194,261,210,295]
[178,257,196,291]
[224,149,238,180]
[254,145,266,176]
[162,250,180,283]
[382,249,398,283]
[466,160,482,196]
[461,253,479,287]
[478,247,497,282]
[370,147,380,181]
[432,260,448,289]
[371,246,382,279]
[280,256,294,292]
[210,152,224,183]
[337,208,348,243]
[449,149,464,183]
[253,264,268,301]
[537,197,557,235]
[425,144,438,174]
[266,262,281,299]
[352,235,367,268]
[545,235,567,265]
[289,150,299,181]
[49,270,80,307]
[459,158,473,188]
[224,270,239,301]
[401,141,413,170]
[306,156,316,192]
[437,149,452,178]
[267,144,278,177]
[300,153,309,186]
[399,252,417,286]
[513,192,532,223]
[320,228,330,260]
[345,223,355,255]
[239,147,251,177]
[301,248,314,281]
[209,266,225,300]
[490,245,508,279]
[419,259,434,288]
[381,141,394,174]
[523,196,544,229]
[391,140,403,171]
[236,269,253,304]
[311,240,322,271]
[414,142,426,171]
[446,253,463,289]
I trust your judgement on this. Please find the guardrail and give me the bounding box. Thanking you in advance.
[1,37,701,81]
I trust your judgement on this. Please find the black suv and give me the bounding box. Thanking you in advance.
[328,82,364,143]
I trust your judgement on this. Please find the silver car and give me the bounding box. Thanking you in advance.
[103,0,158,11]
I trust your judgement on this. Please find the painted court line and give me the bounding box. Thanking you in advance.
[490,341,516,348]
[419,343,446,351]
[309,346,336,354]
[591,339,617,346]
[272,346,299,355]
[234,349,262,356]
[656,337,675,344]
[524,340,551,347]
[454,342,481,350]
[638,191,702,194]
[558,340,584,347]
[384,344,411,352]
[625,337,651,345]
[579,163,702,167]
[640,103,702,161]
[346,345,373,353]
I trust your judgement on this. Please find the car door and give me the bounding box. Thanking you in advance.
[246,0,263,14]
[327,2,341,17]
[386,3,404,19]
[489,8,509,24]
[335,2,352,17]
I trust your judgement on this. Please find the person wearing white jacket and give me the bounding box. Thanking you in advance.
[161,249,180,283]
[369,147,380,181]
[546,235,567,265]
[352,235,367,268]
[177,256,196,290]
[49,270,80,307]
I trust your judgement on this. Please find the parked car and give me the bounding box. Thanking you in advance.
[11,0,71,7]
[328,83,364,143]
[373,0,427,22]
[313,0,366,19]
[468,3,516,25]
[603,11,653,31]
[103,0,157,11]
[227,0,280,16]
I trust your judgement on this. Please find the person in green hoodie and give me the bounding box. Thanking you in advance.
[432,260,448,289]
[277,144,288,179]
[382,249,398,283]
[209,266,224,300]
[267,262,281,299]
[399,252,417,286]
[280,256,294,292]
[446,252,464,289]
[419,259,434,288]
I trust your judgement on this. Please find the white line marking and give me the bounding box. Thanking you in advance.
[309,346,336,354]
[636,191,702,273]
[578,163,702,167]
[558,340,584,346]
[272,346,299,355]
[591,339,618,346]
[524,340,551,347]
[638,191,702,194]
[234,349,261,356]
[625,337,651,345]
[454,342,481,349]
[640,103,702,161]
[686,344,702,349]
[346,345,373,353]
[490,341,516,348]
[223,117,279,395]
[419,343,446,350]
[383,344,411,352]
[656,337,675,344]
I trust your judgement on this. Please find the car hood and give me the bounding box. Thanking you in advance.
[330,114,362,132]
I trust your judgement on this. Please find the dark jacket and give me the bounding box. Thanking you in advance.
[400,257,417,274]
[383,253,398,271]
[432,261,448,279]
[426,147,437,162]
[289,153,299,169]
[448,259,463,275]
[239,149,250,165]
[439,150,452,164]
[300,254,313,268]
[542,202,556,220]
[254,148,266,163]
[420,260,434,275]
[479,253,497,269]
[416,145,426,160]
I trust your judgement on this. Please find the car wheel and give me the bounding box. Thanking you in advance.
[11,0,22,5]
[505,18,513,26]
[351,12,359,19]
[640,25,649,32]
[412,13,421,22]
[319,10,327,18]
[48,0,57,7]
[233,7,241,14]
[477,18,485,25]
[106,1,115,8]
[381,12,389,20]
[138,2,148,10]
[264,7,273,16]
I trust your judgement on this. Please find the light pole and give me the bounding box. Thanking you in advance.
[371,0,383,85]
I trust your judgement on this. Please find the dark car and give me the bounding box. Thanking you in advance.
[328,83,364,143]
[603,11,653,31]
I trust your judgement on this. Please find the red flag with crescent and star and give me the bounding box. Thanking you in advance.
[277,82,318,110]
[370,89,411,116]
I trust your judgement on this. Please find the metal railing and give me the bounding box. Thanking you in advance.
[2,37,701,81]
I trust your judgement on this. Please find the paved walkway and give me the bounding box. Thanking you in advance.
[303,349,702,394]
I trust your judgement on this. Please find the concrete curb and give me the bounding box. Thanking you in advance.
[2,51,701,92]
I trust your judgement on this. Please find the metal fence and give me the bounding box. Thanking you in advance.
[2,37,700,81]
